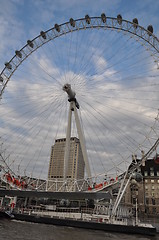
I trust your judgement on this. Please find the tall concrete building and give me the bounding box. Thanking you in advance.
[48,137,85,185]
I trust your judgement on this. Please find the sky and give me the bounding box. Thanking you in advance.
[0,0,159,184]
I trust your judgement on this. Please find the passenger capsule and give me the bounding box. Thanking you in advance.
[27,40,34,48]
[133,18,138,28]
[135,172,143,182]
[132,172,143,182]
[5,62,12,70]
[54,24,60,32]
[70,18,75,27]
[117,14,122,25]
[85,14,91,24]
[15,50,22,58]
[0,76,3,82]
[147,25,153,35]
[40,31,46,39]
[101,13,106,23]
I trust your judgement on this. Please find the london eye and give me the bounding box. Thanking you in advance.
[0,14,159,193]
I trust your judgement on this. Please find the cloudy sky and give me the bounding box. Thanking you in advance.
[1,0,159,69]
[0,0,159,183]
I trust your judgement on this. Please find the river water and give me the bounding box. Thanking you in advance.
[0,219,159,240]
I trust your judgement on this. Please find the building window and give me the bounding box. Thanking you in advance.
[132,198,136,204]
[145,191,148,197]
[145,179,148,183]
[150,171,154,177]
[144,171,148,177]
[152,207,156,213]
[152,199,156,205]
[157,171,159,176]
[152,186,155,190]
[151,180,154,183]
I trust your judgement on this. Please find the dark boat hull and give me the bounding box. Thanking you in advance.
[11,213,156,236]
[0,211,14,219]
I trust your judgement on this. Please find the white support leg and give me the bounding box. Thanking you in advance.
[111,174,131,217]
[112,170,128,214]
[63,84,91,185]
[63,102,73,180]
[73,102,91,180]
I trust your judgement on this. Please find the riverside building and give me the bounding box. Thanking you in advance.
[123,156,159,216]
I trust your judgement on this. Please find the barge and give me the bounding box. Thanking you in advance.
[0,209,156,236]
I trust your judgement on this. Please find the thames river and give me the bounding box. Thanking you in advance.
[0,219,159,240]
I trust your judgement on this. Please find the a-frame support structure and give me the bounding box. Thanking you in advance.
[63,84,91,182]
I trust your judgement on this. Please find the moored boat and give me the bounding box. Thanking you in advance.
[10,211,156,236]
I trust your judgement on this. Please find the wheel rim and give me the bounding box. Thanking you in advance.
[0,15,159,191]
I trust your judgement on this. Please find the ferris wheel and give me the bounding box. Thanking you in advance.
[0,14,159,192]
